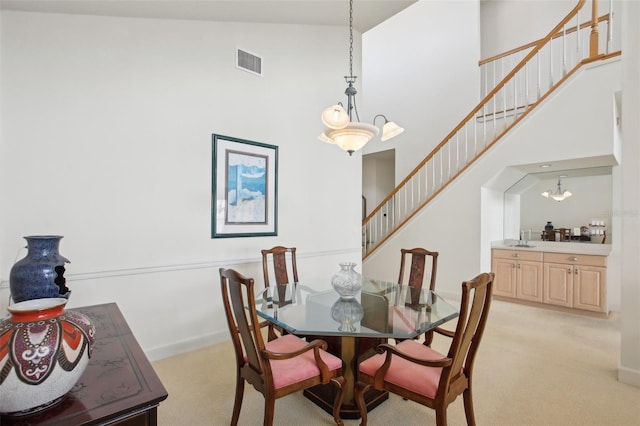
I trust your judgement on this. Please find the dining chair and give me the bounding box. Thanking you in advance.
[398,248,439,293]
[355,272,494,426]
[261,246,299,339]
[397,248,439,344]
[220,268,346,426]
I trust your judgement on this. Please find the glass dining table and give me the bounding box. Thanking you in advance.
[254,278,459,419]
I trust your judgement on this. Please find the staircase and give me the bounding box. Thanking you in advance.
[362,0,620,259]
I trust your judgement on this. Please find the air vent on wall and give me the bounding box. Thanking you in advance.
[236,49,262,76]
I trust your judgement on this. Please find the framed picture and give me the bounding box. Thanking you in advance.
[212,134,278,238]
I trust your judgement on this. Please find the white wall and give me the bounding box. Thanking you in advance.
[480,0,574,58]
[480,0,622,59]
[361,0,481,182]
[0,11,363,360]
[619,0,640,387]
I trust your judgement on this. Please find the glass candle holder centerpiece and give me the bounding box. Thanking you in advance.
[331,299,364,332]
[331,262,363,299]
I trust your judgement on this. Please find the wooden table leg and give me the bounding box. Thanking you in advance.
[303,335,388,419]
[341,336,356,404]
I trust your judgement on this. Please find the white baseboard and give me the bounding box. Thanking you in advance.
[145,331,229,362]
[618,365,640,388]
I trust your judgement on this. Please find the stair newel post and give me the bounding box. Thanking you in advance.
[590,0,599,57]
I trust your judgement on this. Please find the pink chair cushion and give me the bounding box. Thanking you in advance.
[265,334,342,389]
[358,339,445,398]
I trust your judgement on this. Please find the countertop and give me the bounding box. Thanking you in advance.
[492,240,612,256]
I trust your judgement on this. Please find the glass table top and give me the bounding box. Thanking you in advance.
[254,278,459,338]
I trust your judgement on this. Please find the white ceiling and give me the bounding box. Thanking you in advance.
[0,0,417,33]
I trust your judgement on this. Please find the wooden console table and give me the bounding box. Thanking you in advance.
[1,303,168,426]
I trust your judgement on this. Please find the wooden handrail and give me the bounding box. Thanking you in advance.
[364,0,588,224]
[479,13,610,66]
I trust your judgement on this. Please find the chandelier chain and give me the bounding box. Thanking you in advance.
[349,0,353,77]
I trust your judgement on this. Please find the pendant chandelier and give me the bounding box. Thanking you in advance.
[541,176,573,201]
[319,0,404,156]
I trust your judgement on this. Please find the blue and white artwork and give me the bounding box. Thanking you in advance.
[212,134,278,238]
[226,150,268,224]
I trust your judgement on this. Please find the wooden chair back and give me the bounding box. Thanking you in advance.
[261,246,299,287]
[260,246,298,338]
[398,248,439,292]
[220,268,268,387]
[441,272,494,392]
[398,248,439,343]
[555,228,571,242]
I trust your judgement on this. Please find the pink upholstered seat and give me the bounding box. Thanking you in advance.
[266,334,343,389]
[359,339,444,398]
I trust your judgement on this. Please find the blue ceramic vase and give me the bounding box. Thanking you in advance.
[9,236,71,303]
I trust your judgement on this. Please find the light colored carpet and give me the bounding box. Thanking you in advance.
[152,299,640,425]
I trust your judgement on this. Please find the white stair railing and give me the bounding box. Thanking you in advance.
[363,0,619,259]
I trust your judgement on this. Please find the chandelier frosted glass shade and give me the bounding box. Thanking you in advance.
[321,104,350,129]
[321,122,380,155]
[381,120,405,141]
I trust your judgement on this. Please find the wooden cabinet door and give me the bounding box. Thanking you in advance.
[516,260,543,302]
[573,266,606,312]
[544,262,573,307]
[492,258,516,298]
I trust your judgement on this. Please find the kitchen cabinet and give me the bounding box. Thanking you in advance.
[543,252,607,313]
[491,249,543,302]
[491,249,607,316]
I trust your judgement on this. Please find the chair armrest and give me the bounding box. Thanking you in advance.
[432,326,455,338]
[375,343,452,369]
[258,319,272,329]
[261,338,328,360]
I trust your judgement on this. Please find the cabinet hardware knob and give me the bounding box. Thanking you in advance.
[512,253,520,258]
[569,257,578,261]
[575,269,579,274]
[568,269,572,273]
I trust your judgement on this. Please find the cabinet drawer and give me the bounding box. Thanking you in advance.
[492,249,543,262]
[543,252,607,267]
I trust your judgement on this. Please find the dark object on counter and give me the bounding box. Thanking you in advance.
[542,222,554,241]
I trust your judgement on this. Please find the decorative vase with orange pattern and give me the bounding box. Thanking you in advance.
[0,298,95,416]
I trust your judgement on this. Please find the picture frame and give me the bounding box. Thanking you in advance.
[212,134,278,238]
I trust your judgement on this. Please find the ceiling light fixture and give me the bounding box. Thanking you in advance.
[319,0,404,156]
[541,176,573,201]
